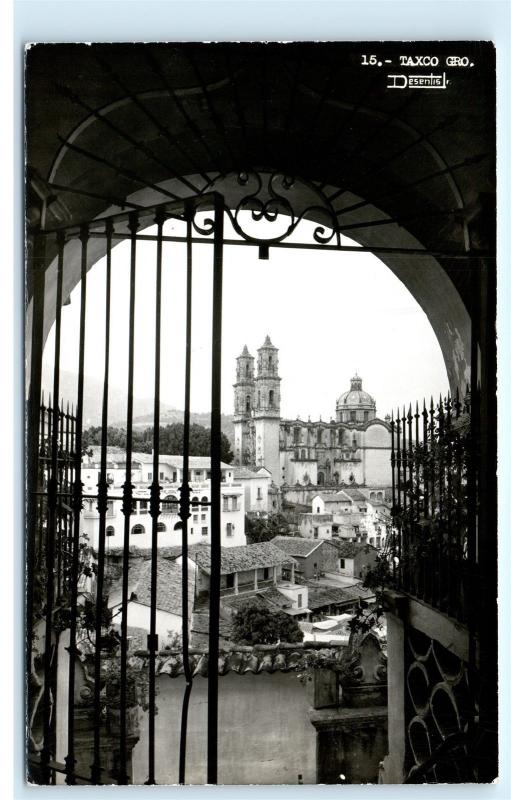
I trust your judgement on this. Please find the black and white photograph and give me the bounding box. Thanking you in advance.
[24,40,497,786]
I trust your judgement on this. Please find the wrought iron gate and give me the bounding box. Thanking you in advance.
[26,170,493,785]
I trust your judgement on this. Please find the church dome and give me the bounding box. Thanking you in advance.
[336,375,376,422]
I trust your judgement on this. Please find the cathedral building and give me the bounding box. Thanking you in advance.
[233,337,392,491]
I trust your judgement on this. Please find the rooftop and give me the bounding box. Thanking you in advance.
[85,447,232,471]
[271,535,323,558]
[191,542,297,575]
[108,556,194,618]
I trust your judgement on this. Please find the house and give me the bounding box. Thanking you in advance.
[311,489,391,549]
[107,556,195,647]
[183,541,299,599]
[80,448,246,549]
[271,535,341,581]
[297,513,333,540]
[333,542,378,580]
[233,465,281,514]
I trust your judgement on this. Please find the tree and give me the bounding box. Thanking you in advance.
[231,604,304,645]
[82,422,234,463]
[245,513,290,544]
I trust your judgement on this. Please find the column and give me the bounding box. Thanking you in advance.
[234,572,239,595]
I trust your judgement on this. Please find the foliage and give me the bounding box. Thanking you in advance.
[82,422,234,463]
[231,604,304,645]
[245,513,290,544]
[101,656,153,712]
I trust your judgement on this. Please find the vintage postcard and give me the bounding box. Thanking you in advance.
[25,41,497,785]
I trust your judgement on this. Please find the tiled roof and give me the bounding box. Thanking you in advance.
[313,493,349,504]
[233,466,271,479]
[133,642,352,677]
[271,536,323,558]
[305,585,355,610]
[108,556,194,618]
[340,584,376,600]
[330,541,377,558]
[339,486,368,502]
[191,542,297,575]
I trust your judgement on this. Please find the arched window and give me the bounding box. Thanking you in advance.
[268,354,272,368]
[377,491,383,500]
[106,525,115,537]
[157,522,167,533]
[317,428,323,443]
[269,389,274,407]
[245,363,250,376]
[191,496,199,507]
[338,430,343,445]
[131,524,145,535]
[162,494,178,512]
[318,472,325,486]
[174,521,182,531]
[294,450,299,460]
[246,395,251,412]
[370,492,375,499]
[201,495,208,507]
[301,449,306,460]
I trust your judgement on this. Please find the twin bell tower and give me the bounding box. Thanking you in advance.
[233,336,281,481]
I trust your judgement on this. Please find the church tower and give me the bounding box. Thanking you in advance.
[254,335,281,481]
[233,345,255,465]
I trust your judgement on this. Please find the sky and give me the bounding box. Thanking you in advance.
[42,213,449,423]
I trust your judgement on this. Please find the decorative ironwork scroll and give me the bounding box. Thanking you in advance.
[201,171,342,245]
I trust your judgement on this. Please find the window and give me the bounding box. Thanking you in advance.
[201,527,208,536]
[159,471,164,480]
[223,496,229,511]
[226,523,233,537]
[246,395,251,412]
[268,354,272,368]
[257,487,262,500]
[226,573,235,588]
[297,594,302,608]
[231,497,238,511]
[317,429,322,443]
[294,427,300,443]
[364,410,369,422]
[172,471,177,483]
[269,389,274,407]
[193,514,198,522]
[190,527,194,535]
[191,496,199,507]
[313,527,319,539]
[106,526,115,537]
[131,524,145,535]
[139,500,149,514]
[263,567,269,580]
[157,522,166,533]
[173,521,182,531]
[272,501,276,508]
[294,450,299,460]
[201,496,208,506]
[106,500,114,517]
[301,449,306,460]
[338,430,343,444]
[201,513,206,521]
[245,364,250,377]
[340,558,345,569]
[148,472,152,481]
[316,506,320,513]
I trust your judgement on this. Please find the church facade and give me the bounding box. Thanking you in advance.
[233,337,392,491]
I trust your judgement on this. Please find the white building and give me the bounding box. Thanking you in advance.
[81,449,246,549]
[310,488,391,549]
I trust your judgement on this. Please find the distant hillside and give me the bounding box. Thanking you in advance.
[41,366,235,446]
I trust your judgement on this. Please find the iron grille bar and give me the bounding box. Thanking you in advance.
[147,209,165,785]
[178,211,194,784]
[207,195,224,784]
[26,234,46,761]
[119,212,139,785]
[65,225,89,784]
[40,233,64,781]
[91,220,113,784]
[82,231,492,260]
